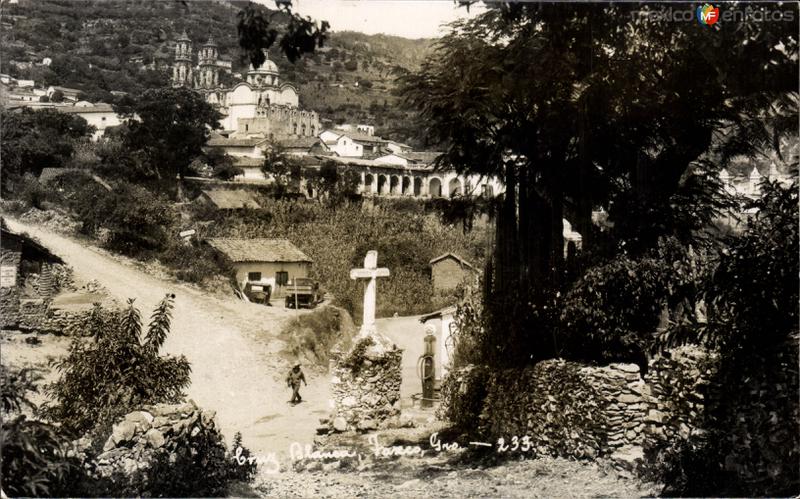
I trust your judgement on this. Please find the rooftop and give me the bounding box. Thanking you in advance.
[201,189,261,210]
[429,252,476,270]
[58,103,116,114]
[206,238,312,263]
[206,136,268,147]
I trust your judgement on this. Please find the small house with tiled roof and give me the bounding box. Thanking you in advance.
[429,252,478,293]
[205,238,312,294]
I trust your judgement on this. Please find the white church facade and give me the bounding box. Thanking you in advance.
[172,31,320,140]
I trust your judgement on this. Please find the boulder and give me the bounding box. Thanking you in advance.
[333,417,348,432]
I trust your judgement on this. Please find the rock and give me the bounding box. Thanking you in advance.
[645,410,666,424]
[618,394,640,404]
[144,429,166,448]
[110,420,137,445]
[342,396,358,407]
[200,410,216,427]
[333,417,348,432]
[322,460,341,472]
[399,414,416,428]
[612,363,640,374]
[357,418,376,431]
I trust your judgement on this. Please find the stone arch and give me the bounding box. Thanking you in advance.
[413,177,423,197]
[390,175,401,195]
[448,177,462,197]
[378,174,388,195]
[364,173,375,194]
[401,176,411,195]
[429,177,442,197]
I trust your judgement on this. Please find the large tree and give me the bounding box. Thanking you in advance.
[116,87,220,196]
[401,2,798,365]
[0,108,94,194]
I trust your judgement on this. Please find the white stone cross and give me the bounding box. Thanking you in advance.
[350,250,390,336]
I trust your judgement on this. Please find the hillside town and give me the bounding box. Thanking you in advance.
[1,1,798,498]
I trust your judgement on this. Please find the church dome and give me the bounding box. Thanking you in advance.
[248,59,279,74]
[247,50,279,75]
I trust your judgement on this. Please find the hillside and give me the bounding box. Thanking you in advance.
[0,0,436,146]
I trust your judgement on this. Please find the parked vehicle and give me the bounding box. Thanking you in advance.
[284,278,323,309]
[242,278,274,305]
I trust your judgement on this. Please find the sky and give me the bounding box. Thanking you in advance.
[256,0,487,39]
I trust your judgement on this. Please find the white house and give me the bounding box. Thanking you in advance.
[374,153,410,167]
[385,141,412,155]
[319,130,363,157]
[58,103,123,141]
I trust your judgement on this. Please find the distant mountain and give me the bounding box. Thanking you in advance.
[0,0,438,147]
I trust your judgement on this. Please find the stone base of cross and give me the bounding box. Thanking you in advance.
[350,250,390,339]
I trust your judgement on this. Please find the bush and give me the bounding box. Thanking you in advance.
[437,364,490,431]
[281,305,356,368]
[1,365,85,497]
[159,241,232,284]
[558,237,705,368]
[42,296,191,434]
[652,181,800,496]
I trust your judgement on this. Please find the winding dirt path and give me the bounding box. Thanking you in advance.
[6,219,330,458]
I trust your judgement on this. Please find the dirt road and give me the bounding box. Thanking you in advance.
[5,219,330,458]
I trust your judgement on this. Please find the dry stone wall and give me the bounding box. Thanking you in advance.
[77,401,225,494]
[442,346,716,468]
[325,337,403,433]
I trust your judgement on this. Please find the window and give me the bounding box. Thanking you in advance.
[247,272,262,281]
[245,124,249,132]
[275,271,289,286]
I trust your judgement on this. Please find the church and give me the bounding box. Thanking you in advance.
[172,31,320,140]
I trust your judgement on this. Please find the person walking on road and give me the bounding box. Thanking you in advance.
[286,364,307,404]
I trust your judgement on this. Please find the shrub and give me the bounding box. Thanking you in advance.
[159,241,232,284]
[437,364,490,431]
[281,305,356,368]
[1,365,84,497]
[42,296,191,435]
[558,237,705,368]
[652,181,800,496]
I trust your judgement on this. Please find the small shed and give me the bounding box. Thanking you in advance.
[429,253,477,294]
[206,238,312,295]
[200,189,261,210]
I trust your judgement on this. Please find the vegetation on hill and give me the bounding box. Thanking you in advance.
[1,0,434,146]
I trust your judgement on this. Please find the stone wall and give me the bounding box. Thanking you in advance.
[441,346,716,468]
[642,346,718,449]
[0,246,22,329]
[325,336,403,433]
[477,360,647,461]
[18,302,121,336]
[80,401,225,493]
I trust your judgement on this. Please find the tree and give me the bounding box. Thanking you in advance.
[42,295,191,434]
[236,1,329,67]
[400,2,798,366]
[115,87,220,196]
[50,89,64,102]
[0,108,94,194]
[306,160,361,205]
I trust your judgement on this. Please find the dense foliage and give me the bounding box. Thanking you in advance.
[401,2,798,367]
[651,181,800,496]
[42,296,191,434]
[0,365,83,497]
[115,87,221,195]
[0,108,94,194]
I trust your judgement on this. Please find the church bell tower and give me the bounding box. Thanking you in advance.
[172,30,193,87]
